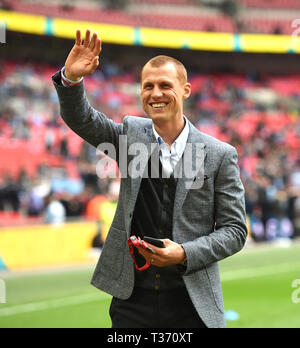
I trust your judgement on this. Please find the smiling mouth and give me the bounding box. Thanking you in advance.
[150,102,169,109]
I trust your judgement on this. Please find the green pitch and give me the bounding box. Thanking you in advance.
[0,242,299,328]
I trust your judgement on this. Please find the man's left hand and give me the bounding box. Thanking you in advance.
[137,239,186,267]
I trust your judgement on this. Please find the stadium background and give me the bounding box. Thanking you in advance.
[0,0,300,328]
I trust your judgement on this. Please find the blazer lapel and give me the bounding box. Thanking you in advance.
[128,123,158,226]
[173,121,208,217]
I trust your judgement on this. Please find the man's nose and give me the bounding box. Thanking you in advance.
[152,86,163,98]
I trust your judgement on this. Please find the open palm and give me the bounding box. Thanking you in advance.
[65,29,102,81]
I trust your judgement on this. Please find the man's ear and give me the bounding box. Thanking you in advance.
[183,83,192,100]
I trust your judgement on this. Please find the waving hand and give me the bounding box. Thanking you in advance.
[65,29,102,81]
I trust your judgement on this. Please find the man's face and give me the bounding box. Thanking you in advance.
[140,62,191,124]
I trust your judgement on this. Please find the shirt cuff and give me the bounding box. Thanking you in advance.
[61,67,84,87]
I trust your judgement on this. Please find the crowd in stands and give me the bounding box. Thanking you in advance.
[3,0,300,35]
[0,59,300,242]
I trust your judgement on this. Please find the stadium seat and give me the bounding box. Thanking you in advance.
[238,0,300,10]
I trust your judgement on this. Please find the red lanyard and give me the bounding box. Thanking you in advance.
[128,236,151,271]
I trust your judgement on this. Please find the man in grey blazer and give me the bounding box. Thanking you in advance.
[52,29,247,328]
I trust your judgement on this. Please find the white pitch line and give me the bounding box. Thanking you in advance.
[0,292,111,317]
[221,262,300,282]
[1,263,299,318]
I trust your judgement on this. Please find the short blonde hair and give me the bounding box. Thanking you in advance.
[141,55,188,84]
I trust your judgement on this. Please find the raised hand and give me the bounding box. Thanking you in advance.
[65,29,102,81]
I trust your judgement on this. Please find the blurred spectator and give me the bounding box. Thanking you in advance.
[85,194,106,221]
[291,192,300,237]
[102,0,128,10]
[249,206,265,242]
[60,136,69,158]
[45,129,55,153]
[60,193,85,217]
[44,192,66,226]
[92,222,104,249]
[0,176,21,212]
[0,0,11,10]
[27,180,50,216]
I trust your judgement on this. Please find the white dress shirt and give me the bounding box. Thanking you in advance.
[152,116,189,177]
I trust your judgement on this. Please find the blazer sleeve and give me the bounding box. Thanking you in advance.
[52,71,123,153]
[182,146,248,275]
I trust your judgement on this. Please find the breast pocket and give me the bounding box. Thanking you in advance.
[98,226,127,280]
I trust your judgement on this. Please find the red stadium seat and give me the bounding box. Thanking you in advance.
[238,0,300,10]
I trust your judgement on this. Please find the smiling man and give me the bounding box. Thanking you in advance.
[52,29,247,328]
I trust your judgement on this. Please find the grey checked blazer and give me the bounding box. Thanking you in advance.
[53,72,247,328]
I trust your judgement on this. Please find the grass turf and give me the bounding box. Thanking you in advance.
[0,242,299,328]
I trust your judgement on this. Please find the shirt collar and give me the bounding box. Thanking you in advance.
[152,116,190,153]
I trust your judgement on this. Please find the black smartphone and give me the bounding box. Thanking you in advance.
[143,236,165,248]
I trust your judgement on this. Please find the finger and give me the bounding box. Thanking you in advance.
[161,239,171,247]
[93,56,99,67]
[136,247,152,261]
[93,38,102,56]
[83,29,91,48]
[89,32,97,51]
[147,243,165,256]
[75,29,82,46]
[95,38,102,56]
[91,56,99,72]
